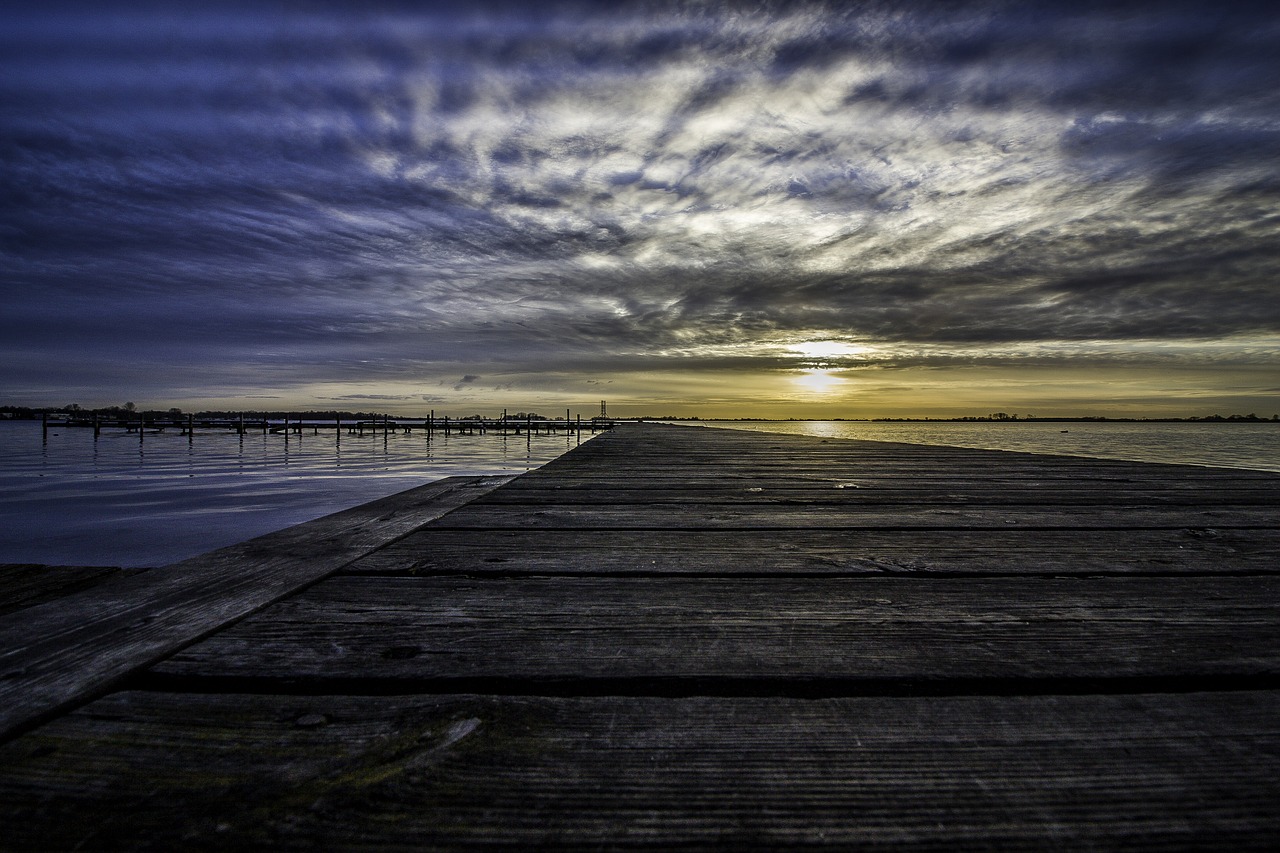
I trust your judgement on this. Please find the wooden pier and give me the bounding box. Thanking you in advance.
[44,412,608,439]
[2,423,1279,848]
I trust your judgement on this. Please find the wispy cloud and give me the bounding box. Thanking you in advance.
[2,1,1278,411]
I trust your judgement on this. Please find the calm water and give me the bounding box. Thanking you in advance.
[698,420,1280,473]
[0,421,593,568]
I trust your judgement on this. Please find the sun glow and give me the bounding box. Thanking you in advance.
[790,340,867,359]
[794,368,844,394]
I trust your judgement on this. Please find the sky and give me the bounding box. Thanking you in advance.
[3,1,1279,419]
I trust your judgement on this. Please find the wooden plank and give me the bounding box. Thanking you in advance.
[1,690,1276,848]
[521,453,1280,475]
[149,575,1280,685]
[0,564,151,617]
[429,503,1278,530]
[474,486,1280,507]
[0,476,511,741]
[343,527,1280,576]
[522,453,1269,475]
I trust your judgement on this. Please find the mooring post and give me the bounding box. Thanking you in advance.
[188,413,194,442]
[41,412,48,442]
[93,412,100,439]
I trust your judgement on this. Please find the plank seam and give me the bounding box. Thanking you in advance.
[337,568,1280,580]
[126,672,1280,700]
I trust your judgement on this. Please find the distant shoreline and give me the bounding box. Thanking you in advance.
[3,411,1275,424]
[664,416,1279,424]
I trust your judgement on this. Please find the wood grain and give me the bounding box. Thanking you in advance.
[1,690,1276,849]
[430,503,1278,530]
[150,574,1280,686]
[345,527,1280,576]
[0,564,151,617]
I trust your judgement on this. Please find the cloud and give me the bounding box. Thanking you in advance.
[328,393,416,401]
[2,1,1278,408]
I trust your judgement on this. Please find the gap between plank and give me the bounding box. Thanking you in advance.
[127,672,1280,701]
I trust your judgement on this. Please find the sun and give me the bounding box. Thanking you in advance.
[794,368,844,394]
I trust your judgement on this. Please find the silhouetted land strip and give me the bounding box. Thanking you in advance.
[3,423,1280,847]
[31,411,608,440]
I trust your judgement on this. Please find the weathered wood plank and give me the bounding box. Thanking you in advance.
[0,565,151,618]
[522,454,1280,476]
[523,455,1279,478]
[429,503,1278,530]
[1,690,1276,849]
[343,527,1280,576]
[474,486,1280,507]
[0,476,510,741]
[150,575,1280,685]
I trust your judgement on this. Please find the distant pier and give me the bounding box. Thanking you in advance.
[41,410,613,439]
[3,423,1280,847]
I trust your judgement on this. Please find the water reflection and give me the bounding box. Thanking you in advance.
[0,421,597,568]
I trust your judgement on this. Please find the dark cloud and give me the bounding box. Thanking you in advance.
[330,393,415,401]
[1,1,1278,409]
